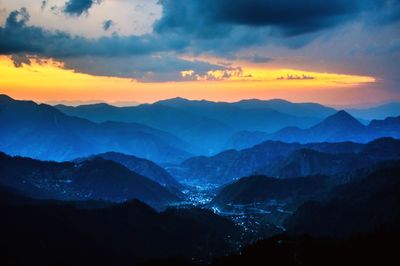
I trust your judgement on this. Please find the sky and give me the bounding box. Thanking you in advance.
[0,0,399,106]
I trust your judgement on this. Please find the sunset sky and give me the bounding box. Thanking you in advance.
[0,0,399,106]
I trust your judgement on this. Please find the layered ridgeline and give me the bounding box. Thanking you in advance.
[226,110,400,150]
[0,95,191,163]
[55,98,335,154]
[0,187,238,266]
[170,138,400,185]
[0,152,179,208]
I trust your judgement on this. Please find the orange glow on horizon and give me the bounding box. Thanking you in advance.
[0,55,385,106]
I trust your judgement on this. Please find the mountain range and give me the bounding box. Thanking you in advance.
[171,137,400,185]
[54,97,335,154]
[0,95,191,163]
[226,110,400,149]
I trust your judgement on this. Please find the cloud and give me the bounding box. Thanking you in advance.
[155,0,360,37]
[41,1,47,11]
[63,0,102,16]
[10,54,31,67]
[1,2,399,83]
[0,8,188,57]
[62,55,228,82]
[102,19,114,31]
[277,74,315,80]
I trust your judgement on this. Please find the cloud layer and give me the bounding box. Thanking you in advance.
[0,0,399,83]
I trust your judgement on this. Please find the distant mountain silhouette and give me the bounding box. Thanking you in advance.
[369,116,400,138]
[0,152,178,208]
[55,97,330,154]
[227,111,400,148]
[347,101,400,120]
[79,152,182,189]
[171,138,400,185]
[0,94,190,163]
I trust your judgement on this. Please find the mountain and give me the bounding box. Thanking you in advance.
[233,98,336,118]
[0,193,238,266]
[79,152,182,189]
[171,138,400,185]
[0,152,178,208]
[0,94,190,163]
[155,98,322,133]
[347,102,400,120]
[227,111,400,149]
[267,110,372,143]
[55,97,329,154]
[369,116,400,138]
[285,161,400,237]
[56,101,233,155]
[212,175,328,206]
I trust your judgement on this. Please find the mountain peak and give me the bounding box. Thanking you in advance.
[324,110,361,124]
[0,94,15,102]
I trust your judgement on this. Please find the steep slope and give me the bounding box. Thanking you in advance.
[0,94,190,163]
[212,175,328,206]
[0,152,178,208]
[81,152,181,188]
[268,110,372,143]
[285,161,400,237]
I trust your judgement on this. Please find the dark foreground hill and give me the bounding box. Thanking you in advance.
[285,161,400,237]
[0,94,190,163]
[0,188,238,266]
[77,152,182,189]
[0,152,178,208]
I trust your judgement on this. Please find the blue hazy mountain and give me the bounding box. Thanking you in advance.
[346,102,400,120]
[226,110,400,149]
[171,138,400,185]
[154,97,325,132]
[55,97,330,154]
[0,95,191,163]
[0,152,178,208]
[77,152,182,189]
[232,98,336,118]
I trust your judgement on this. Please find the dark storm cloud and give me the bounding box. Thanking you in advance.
[102,19,114,31]
[63,0,101,16]
[155,0,360,37]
